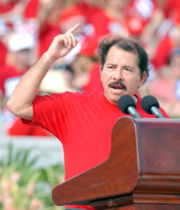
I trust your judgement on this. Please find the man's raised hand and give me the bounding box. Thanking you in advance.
[46,23,80,61]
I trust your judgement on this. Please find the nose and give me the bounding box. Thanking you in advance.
[112,69,124,80]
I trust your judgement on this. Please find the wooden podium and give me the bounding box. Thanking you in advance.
[52,117,180,209]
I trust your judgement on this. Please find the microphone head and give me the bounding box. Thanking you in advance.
[141,95,160,114]
[118,95,136,114]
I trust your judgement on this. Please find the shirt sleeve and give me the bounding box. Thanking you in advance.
[23,92,74,141]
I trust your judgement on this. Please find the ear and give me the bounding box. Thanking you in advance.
[99,65,103,72]
[138,71,148,88]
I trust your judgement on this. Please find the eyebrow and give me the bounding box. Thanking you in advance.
[106,63,117,67]
[106,63,135,69]
[123,65,134,70]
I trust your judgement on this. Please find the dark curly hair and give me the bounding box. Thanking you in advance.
[97,35,149,77]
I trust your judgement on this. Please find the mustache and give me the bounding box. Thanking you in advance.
[108,81,127,90]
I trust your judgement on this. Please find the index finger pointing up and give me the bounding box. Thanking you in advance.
[66,23,80,34]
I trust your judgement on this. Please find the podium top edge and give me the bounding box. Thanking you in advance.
[116,116,180,124]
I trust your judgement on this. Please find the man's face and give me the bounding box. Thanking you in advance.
[100,45,147,105]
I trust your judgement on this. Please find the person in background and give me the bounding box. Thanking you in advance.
[24,0,65,57]
[0,31,50,136]
[7,24,168,210]
[0,32,36,97]
[71,36,103,93]
[141,0,180,73]
[59,0,102,37]
[89,0,131,39]
[37,0,65,56]
[0,0,27,32]
[141,47,180,117]
[151,25,180,72]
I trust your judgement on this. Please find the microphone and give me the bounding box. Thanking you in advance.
[118,95,141,118]
[141,95,165,118]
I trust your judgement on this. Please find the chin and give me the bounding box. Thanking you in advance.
[108,97,119,105]
[106,92,124,105]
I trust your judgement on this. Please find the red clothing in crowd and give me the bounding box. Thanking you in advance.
[0,40,7,66]
[8,118,51,136]
[164,0,180,24]
[24,0,61,57]
[82,63,103,94]
[152,35,174,70]
[0,0,20,13]
[0,63,50,137]
[26,91,168,209]
[59,2,101,25]
[38,22,61,57]
[0,65,25,96]
[90,9,129,39]
[89,3,148,39]
[24,0,39,19]
[77,2,102,23]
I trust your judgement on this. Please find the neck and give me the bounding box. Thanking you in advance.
[133,95,138,104]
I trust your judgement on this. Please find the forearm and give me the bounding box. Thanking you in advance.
[7,52,55,119]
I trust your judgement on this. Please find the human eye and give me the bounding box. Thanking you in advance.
[124,66,134,72]
[107,64,115,70]
[107,64,113,68]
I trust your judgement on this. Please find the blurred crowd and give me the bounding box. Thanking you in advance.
[0,0,180,137]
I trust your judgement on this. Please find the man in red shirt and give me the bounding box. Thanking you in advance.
[7,24,168,209]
